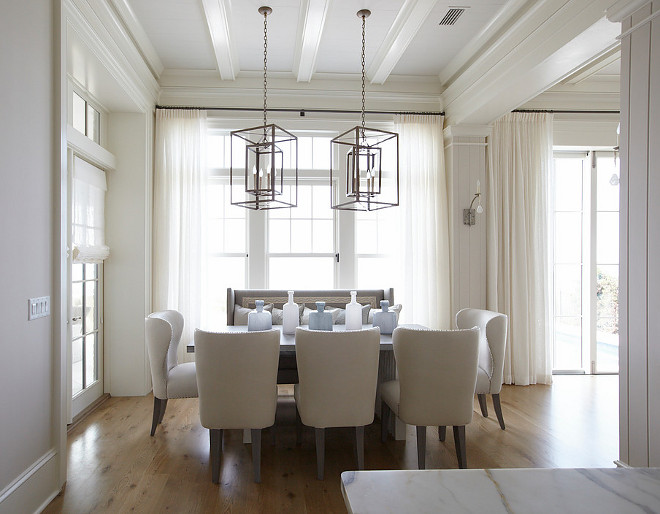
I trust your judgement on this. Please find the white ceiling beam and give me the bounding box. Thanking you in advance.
[294,0,332,82]
[110,0,164,78]
[367,0,439,85]
[201,0,238,81]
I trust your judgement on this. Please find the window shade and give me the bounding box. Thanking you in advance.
[72,156,110,263]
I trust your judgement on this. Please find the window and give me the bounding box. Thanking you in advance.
[203,127,399,325]
[551,151,619,374]
[72,91,101,144]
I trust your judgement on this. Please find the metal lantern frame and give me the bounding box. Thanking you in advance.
[230,6,298,211]
[330,9,399,211]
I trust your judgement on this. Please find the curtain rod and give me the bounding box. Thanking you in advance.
[155,105,445,116]
[513,109,620,114]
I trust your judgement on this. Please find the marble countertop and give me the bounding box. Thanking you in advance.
[341,467,660,513]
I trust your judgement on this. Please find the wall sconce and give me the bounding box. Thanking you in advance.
[463,180,483,226]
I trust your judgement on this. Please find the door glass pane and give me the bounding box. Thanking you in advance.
[72,282,83,339]
[596,156,619,211]
[596,266,619,373]
[554,317,582,369]
[554,159,583,211]
[85,333,97,385]
[72,338,83,396]
[554,264,581,316]
[597,212,619,264]
[84,280,96,331]
[554,213,582,263]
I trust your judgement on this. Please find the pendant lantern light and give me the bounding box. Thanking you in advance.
[330,9,399,211]
[230,6,298,210]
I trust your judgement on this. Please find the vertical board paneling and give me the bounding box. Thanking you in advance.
[619,13,631,466]
[627,3,652,467]
[647,1,660,466]
[458,141,471,310]
[480,142,487,308]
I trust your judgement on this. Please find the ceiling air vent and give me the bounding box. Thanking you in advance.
[439,7,467,26]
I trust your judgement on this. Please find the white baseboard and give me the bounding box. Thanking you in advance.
[0,449,61,514]
[614,460,632,468]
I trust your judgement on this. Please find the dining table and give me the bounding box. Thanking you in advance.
[187,324,423,441]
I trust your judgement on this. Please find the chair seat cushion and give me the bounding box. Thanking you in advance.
[380,380,400,416]
[167,362,198,398]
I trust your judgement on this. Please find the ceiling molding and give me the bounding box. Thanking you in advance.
[606,0,651,22]
[65,0,158,111]
[367,0,439,85]
[201,0,238,81]
[443,1,622,125]
[562,46,621,84]
[109,0,164,78]
[294,0,332,83]
[438,0,531,87]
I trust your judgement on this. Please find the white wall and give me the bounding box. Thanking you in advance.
[105,112,153,396]
[617,0,660,467]
[0,1,63,512]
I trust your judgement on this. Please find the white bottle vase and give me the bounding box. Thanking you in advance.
[345,290,362,330]
[248,300,272,331]
[282,290,299,334]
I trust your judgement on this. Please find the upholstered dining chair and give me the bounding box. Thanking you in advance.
[456,308,509,430]
[195,328,280,483]
[294,327,380,480]
[380,327,479,469]
[145,310,198,436]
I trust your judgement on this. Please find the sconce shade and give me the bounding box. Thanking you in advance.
[230,123,298,210]
[331,126,399,211]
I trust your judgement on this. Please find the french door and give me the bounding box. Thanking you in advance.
[551,151,619,374]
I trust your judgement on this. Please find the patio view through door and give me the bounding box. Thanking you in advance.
[552,151,620,374]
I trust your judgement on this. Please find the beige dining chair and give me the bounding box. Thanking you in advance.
[145,310,198,436]
[380,326,479,469]
[195,328,280,483]
[294,327,380,480]
[456,308,508,429]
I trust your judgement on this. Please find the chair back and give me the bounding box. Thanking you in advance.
[195,329,280,430]
[456,308,508,393]
[146,310,184,399]
[295,327,380,428]
[392,327,479,427]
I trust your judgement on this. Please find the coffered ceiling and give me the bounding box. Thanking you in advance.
[124,0,509,83]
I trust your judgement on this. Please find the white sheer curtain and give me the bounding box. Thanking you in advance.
[486,112,553,385]
[394,114,451,329]
[153,109,207,363]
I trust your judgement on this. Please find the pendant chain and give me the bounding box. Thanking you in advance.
[263,10,268,129]
[361,13,366,133]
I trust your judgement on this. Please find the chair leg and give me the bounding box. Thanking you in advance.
[492,394,506,430]
[381,402,390,443]
[158,399,168,424]
[251,429,262,483]
[295,408,303,446]
[477,394,488,417]
[150,397,162,436]
[416,426,426,470]
[355,426,365,470]
[453,426,467,469]
[438,426,446,442]
[210,429,222,484]
[315,428,325,480]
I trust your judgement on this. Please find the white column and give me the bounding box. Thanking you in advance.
[443,125,490,318]
[611,0,660,467]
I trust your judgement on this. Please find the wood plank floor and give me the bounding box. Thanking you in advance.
[44,375,618,513]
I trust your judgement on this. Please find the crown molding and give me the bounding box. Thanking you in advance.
[65,0,158,111]
[606,0,651,22]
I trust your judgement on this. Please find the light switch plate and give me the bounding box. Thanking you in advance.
[28,296,50,320]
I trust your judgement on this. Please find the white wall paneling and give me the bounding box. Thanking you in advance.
[444,125,489,319]
[104,113,153,396]
[615,0,660,467]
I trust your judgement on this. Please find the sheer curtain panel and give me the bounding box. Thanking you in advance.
[72,156,110,263]
[153,109,207,363]
[394,115,451,329]
[486,112,553,385]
